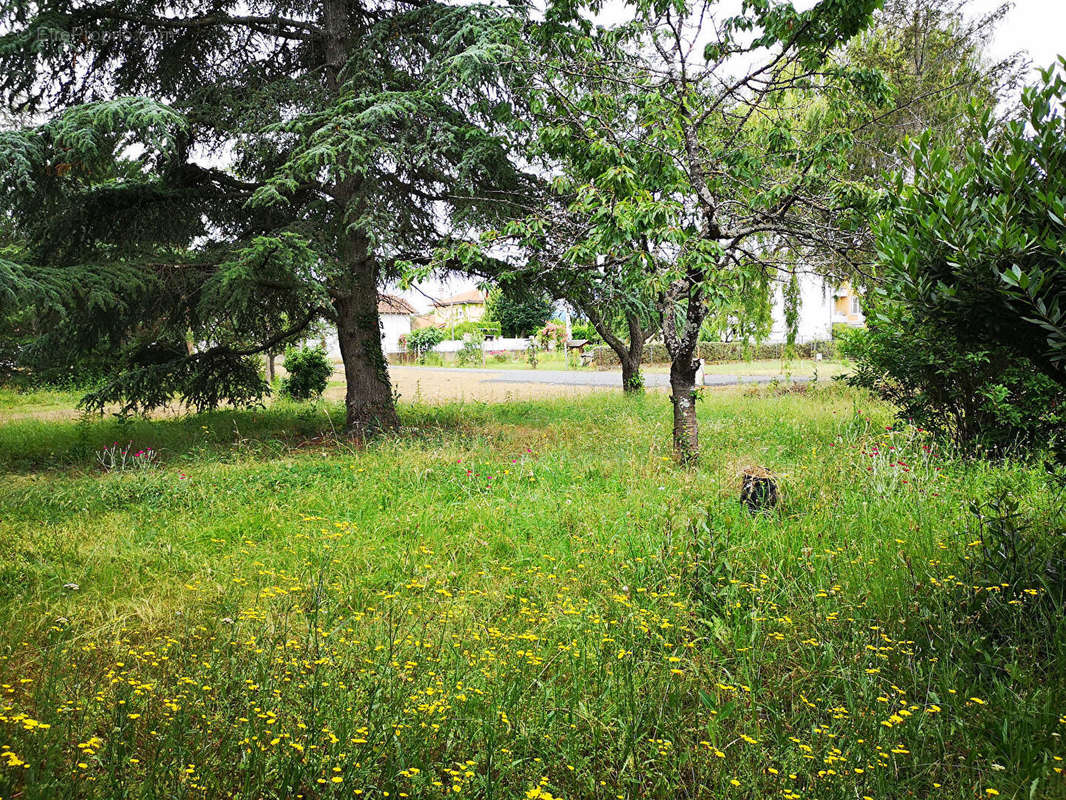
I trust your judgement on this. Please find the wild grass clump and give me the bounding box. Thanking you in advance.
[0,387,1063,799]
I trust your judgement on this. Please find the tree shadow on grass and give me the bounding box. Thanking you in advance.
[0,394,617,474]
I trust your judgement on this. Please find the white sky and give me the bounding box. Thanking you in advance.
[400,0,1064,311]
[975,0,1064,73]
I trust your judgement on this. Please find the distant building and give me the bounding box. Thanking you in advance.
[324,293,415,360]
[412,289,488,332]
[764,274,864,344]
[832,281,865,329]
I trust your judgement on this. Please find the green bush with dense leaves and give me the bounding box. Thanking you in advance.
[839,320,1065,454]
[405,327,447,362]
[279,345,332,402]
[846,61,1066,454]
[569,321,601,343]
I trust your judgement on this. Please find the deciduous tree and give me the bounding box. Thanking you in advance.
[513,0,886,460]
[485,287,553,337]
[843,0,1027,182]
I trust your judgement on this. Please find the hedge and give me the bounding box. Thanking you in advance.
[589,340,837,368]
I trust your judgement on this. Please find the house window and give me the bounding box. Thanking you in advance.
[850,296,860,315]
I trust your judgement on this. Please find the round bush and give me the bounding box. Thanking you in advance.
[280,345,333,401]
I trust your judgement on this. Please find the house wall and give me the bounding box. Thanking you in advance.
[833,290,865,327]
[381,314,411,354]
[765,273,835,344]
[323,313,411,360]
[431,302,487,328]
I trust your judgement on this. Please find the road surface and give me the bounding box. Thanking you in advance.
[389,365,812,388]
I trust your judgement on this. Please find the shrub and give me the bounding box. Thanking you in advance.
[842,66,1066,457]
[865,62,1066,413]
[406,327,446,363]
[839,316,1065,455]
[832,322,854,341]
[280,345,333,401]
[569,321,600,343]
[536,322,566,351]
[456,333,484,366]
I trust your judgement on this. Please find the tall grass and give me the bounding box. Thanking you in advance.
[0,386,1062,799]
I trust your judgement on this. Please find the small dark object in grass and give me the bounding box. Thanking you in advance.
[741,466,778,513]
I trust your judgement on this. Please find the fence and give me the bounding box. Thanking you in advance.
[432,337,530,353]
[388,337,533,365]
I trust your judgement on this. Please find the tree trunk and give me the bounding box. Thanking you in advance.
[584,305,646,393]
[266,352,276,383]
[334,270,398,436]
[621,355,642,393]
[670,358,699,461]
[660,273,708,463]
[621,311,646,393]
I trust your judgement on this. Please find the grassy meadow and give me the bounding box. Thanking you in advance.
[0,385,1063,799]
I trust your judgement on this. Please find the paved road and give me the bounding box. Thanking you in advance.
[390,365,811,388]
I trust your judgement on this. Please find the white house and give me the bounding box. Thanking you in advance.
[764,273,864,344]
[323,293,415,360]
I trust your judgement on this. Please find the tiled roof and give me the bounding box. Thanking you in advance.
[378,294,416,315]
[432,289,487,307]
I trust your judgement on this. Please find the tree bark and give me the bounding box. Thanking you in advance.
[584,305,647,393]
[621,310,646,393]
[266,351,275,383]
[669,358,699,461]
[333,263,398,435]
[620,354,641,393]
[660,274,707,462]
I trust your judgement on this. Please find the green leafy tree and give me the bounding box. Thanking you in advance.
[505,0,885,460]
[467,171,662,391]
[571,287,658,393]
[843,0,1027,182]
[485,287,553,337]
[406,327,446,363]
[544,268,659,393]
[848,59,1066,451]
[0,1,531,431]
[280,345,333,402]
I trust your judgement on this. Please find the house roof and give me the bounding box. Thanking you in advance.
[378,293,416,315]
[432,289,486,307]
